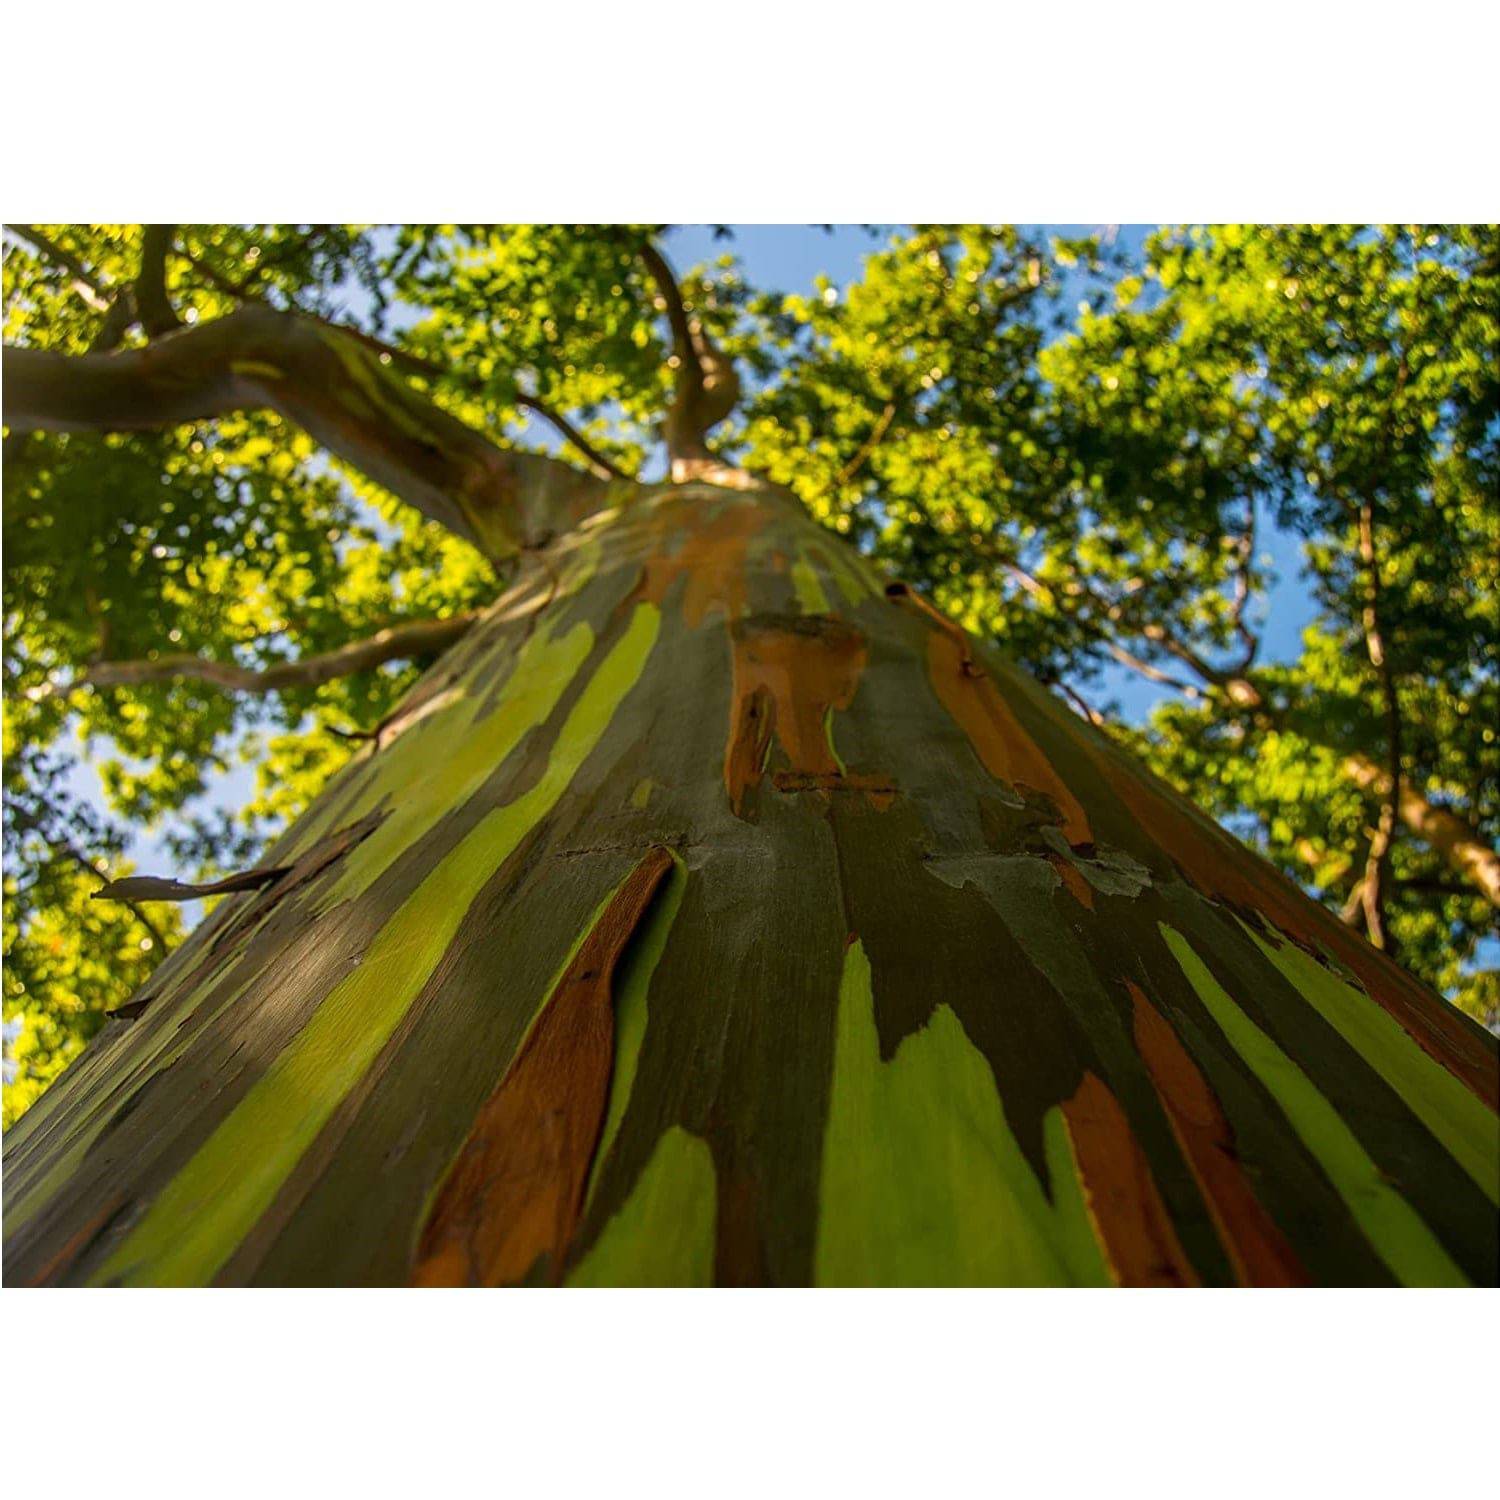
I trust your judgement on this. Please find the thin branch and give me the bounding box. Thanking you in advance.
[1350,346,1412,949]
[176,239,253,301]
[830,399,898,491]
[8,804,170,952]
[1056,678,1111,730]
[512,393,631,483]
[1352,802,1400,952]
[1102,639,1207,700]
[7,225,112,311]
[1227,495,1261,670]
[65,613,481,698]
[638,239,701,384]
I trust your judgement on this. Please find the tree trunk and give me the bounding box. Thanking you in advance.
[4,481,1496,1286]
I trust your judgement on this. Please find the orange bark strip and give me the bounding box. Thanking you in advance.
[723,615,873,818]
[1128,981,1309,1286]
[410,847,675,1286]
[1088,748,1498,1108]
[21,1197,123,1286]
[724,684,775,820]
[1060,1070,1200,1286]
[895,587,1092,846]
[639,501,771,627]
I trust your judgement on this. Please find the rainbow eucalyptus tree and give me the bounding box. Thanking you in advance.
[2,224,1495,1286]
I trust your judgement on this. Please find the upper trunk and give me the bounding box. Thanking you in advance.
[4,481,1496,1286]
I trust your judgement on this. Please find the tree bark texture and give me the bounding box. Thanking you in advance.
[4,482,1496,1286]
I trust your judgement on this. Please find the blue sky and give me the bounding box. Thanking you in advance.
[61,224,1320,895]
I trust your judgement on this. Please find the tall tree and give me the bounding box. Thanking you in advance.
[3,224,1495,1286]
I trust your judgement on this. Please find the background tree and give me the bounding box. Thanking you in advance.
[1029,227,1498,1016]
[2,223,1495,1286]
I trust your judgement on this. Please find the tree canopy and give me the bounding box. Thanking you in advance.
[3,222,1496,1124]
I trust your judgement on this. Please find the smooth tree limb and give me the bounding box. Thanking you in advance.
[2,304,625,561]
[638,238,743,477]
[64,612,482,698]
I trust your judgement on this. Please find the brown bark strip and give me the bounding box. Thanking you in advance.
[638,500,771,627]
[724,685,775,820]
[1086,743,1499,1106]
[1060,1071,1200,1287]
[723,614,872,819]
[890,585,1092,846]
[18,1197,126,1287]
[410,847,675,1286]
[1127,981,1309,1286]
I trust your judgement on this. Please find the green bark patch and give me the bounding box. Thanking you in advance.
[567,1126,717,1287]
[814,939,1111,1286]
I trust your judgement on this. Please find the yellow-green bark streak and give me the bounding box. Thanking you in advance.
[320,618,595,906]
[6,972,256,1235]
[1161,924,1467,1287]
[814,939,1110,1286]
[792,553,833,616]
[280,542,604,869]
[567,1126,717,1287]
[92,605,661,1287]
[1243,921,1498,1202]
[812,541,878,608]
[586,852,688,1205]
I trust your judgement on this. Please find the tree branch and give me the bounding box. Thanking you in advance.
[1348,346,1412,948]
[170,235,633,486]
[638,237,742,477]
[512,393,631,483]
[65,613,481,697]
[132,225,182,338]
[7,804,170,953]
[830,399,898,491]
[2,305,624,561]
[7,225,112,312]
[1013,546,1500,909]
